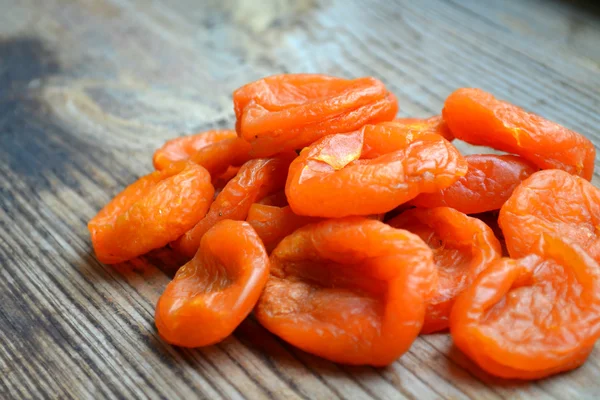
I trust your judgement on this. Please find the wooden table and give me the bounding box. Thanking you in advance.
[1,0,599,398]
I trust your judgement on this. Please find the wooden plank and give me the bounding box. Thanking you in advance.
[1,0,600,398]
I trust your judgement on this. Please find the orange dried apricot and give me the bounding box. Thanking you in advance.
[255,217,437,366]
[286,126,467,218]
[246,204,320,253]
[189,137,252,177]
[443,88,595,180]
[411,154,537,214]
[173,154,295,258]
[450,234,600,379]
[392,115,453,141]
[156,220,269,347]
[499,169,600,262]
[234,74,398,157]
[388,207,501,333]
[153,130,236,170]
[89,162,214,264]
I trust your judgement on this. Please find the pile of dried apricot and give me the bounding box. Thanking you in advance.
[89,74,600,379]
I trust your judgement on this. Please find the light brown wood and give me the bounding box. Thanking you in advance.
[1,0,599,398]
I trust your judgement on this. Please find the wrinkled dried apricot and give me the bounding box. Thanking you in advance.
[255,217,437,366]
[388,207,501,333]
[499,169,600,262]
[153,130,237,170]
[450,234,600,379]
[173,154,295,258]
[234,74,398,157]
[443,88,595,180]
[156,220,269,347]
[89,162,214,264]
[246,204,320,252]
[286,126,467,218]
[411,155,537,214]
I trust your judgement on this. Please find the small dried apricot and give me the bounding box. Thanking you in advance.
[234,74,398,157]
[388,207,501,333]
[411,154,537,214]
[156,220,269,347]
[499,169,600,262]
[450,234,600,379]
[153,130,236,170]
[89,162,214,264]
[443,88,595,180]
[173,154,295,258]
[255,217,437,366]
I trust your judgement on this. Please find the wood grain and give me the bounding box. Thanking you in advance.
[1,0,599,398]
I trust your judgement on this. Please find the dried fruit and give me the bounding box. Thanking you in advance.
[246,204,320,252]
[173,154,295,258]
[156,220,269,347]
[411,154,537,214]
[443,88,595,180]
[499,169,600,262]
[255,217,437,366]
[388,207,501,333]
[234,74,398,157]
[450,234,600,379]
[393,115,454,141]
[153,130,237,170]
[189,137,252,177]
[89,162,214,264]
[286,127,467,218]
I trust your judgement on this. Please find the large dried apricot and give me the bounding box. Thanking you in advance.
[153,130,236,170]
[443,88,595,180]
[156,220,269,347]
[286,127,467,218]
[450,234,600,379]
[246,204,320,253]
[411,154,537,214]
[388,207,501,333]
[173,154,295,258]
[89,162,214,264]
[234,74,398,157]
[499,169,600,262]
[255,217,437,366]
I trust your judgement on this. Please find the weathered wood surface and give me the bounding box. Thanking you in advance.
[1,0,600,398]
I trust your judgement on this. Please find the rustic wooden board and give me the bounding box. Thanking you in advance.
[1,0,600,398]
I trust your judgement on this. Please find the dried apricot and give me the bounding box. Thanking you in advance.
[411,155,537,214]
[388,207,501,333]
[443,88,595,180]
[450,234,600,379]
[255,217,437,366]
[89,162,214,264]
[246,204,320,253]
[286,127,467,218]
[234,74,398,157]
[189,137,252,177]
[156,220,269,347]
[173,154,295,258]
[393,115,453,141]
[499,169,600,262]
[153,130,236,170]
